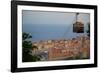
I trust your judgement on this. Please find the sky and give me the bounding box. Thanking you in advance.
[22,10,90,41]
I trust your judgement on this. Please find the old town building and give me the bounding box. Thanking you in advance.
[32,36,90,61]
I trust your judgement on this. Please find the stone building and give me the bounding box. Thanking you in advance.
[32,36,90,61]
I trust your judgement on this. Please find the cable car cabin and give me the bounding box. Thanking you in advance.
[73,22,84,33]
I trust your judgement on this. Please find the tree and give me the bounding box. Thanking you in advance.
[22,32,40,62]
[87,23,90,37]
[22,32,34,62]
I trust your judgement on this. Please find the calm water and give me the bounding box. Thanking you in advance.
[23,24,88,41]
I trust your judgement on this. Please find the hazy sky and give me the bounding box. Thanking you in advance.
[22,10,90,41]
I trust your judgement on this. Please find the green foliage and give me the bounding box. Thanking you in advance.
[22,32,40,62]
[32,55,41,61]
[23,32,32,40]
[23,53,34,62]
[87,23,90,37]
